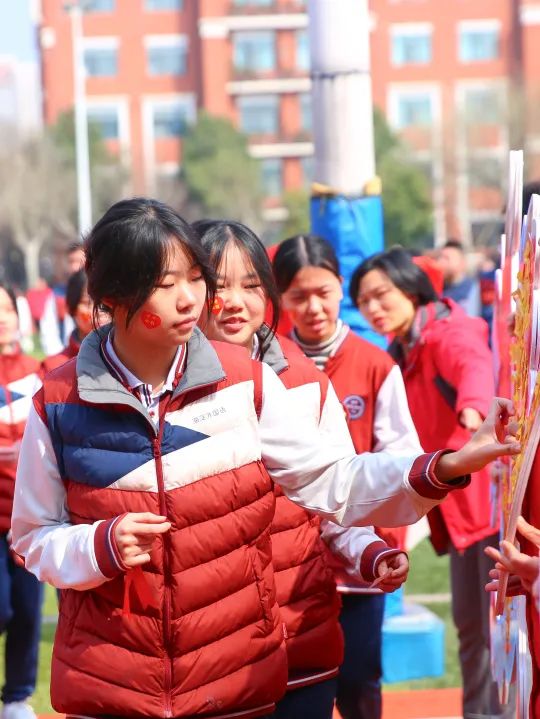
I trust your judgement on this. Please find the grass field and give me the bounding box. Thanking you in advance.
[0,539,458,714]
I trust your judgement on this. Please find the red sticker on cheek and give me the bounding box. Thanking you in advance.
[141,311,162,329]
[209,296,224,315]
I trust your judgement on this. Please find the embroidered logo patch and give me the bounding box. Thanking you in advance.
[343,394,366,420]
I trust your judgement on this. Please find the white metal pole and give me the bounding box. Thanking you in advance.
[69,2,92,234]
[307,0,375,195]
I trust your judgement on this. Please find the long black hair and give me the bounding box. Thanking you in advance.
[272,234,340,293]
[192,219,280,358]
[349,247,438,307]
[85,198,216,328]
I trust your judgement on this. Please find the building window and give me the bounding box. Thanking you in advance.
[395,94,432,128]
[85,0,115,11]
[83,46,118,77]
[233,31,276,73]
[296,30,310,71]
[459,23,500,62]
[261,158,282,197]
[463,87,501,124]
[153,102,193,138]
[238,95,279,135]
[87,106,119,139]
[147,38,187,76]
[145,0,183,10]
[391,26,432,66]
[300,93,312,132]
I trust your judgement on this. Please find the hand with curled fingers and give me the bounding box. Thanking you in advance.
[114,512,171,568]
[373,552,409,593]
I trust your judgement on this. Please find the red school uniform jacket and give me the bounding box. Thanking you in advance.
[389,299,495,554]
[323,327,410,555]
[0,351,41,533]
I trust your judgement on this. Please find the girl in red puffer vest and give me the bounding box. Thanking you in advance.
[0,282,42,719]
[195,220,411,719]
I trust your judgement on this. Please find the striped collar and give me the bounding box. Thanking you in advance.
[101,331,187,401]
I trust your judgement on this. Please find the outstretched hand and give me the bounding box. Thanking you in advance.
[436,399,520,482]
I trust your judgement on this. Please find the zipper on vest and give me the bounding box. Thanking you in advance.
[153,436,173,719]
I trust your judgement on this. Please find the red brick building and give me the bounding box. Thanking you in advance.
[38,0,540,242]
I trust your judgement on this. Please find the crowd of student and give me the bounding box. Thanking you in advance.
[0,198,537,719]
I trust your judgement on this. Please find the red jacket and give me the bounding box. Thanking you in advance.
[0,352,40,533]
[41,331,80,375]
[265,333,343,689]
[390,299,495,553]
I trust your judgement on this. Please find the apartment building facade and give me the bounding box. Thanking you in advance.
[38,0,540,243]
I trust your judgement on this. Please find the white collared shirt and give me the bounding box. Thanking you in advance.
[103,333,186,427]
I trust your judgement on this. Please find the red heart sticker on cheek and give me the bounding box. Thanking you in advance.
[209,296,224,315]
[141,311,162,329]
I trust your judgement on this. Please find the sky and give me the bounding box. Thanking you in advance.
[0,0,38,62]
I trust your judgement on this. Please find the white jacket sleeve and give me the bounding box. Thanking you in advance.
[11,406,111,590]
[320,520,402,583]
[259,363,466,528]
[372,365,423,454]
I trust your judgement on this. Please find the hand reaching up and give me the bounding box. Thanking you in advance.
[436,398,520,482]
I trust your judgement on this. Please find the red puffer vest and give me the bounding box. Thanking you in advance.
[0,351,40,533]
[36,330,287,719]
[264,333,343,689]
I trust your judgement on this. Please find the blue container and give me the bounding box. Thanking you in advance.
[383,586,404,619]
[382,602,445,683]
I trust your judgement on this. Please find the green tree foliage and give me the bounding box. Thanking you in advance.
[0,111,125,287]
[373,108,434,249]
[182,112,262,228]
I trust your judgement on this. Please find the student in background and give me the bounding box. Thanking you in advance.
[40,242,85,356]
[41,269,101,374]
[272,235,421,719]
[352,247,514,719]
[195,219,410,719]
[0,283,42,719]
